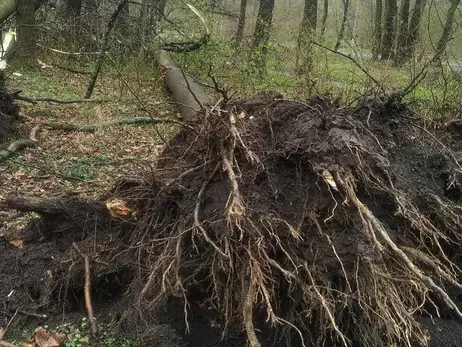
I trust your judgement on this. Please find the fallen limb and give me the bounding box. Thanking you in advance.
[14,94,98,105]
[42,116,181,133]
[3,195,108,216]
[72,243,98,336]
[0,139,35,162]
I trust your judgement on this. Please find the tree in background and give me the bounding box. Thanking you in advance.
[393,0,411,64]
[250,0,275,71]
[16,0,37,62]
[435,0,461,61]
[320,0,328,37]
[234,0,247,48]
[372,0,383,59]
[296,0,317,75]
[405,0,426,61]
[334,0,350,51]
[381,0,397,60]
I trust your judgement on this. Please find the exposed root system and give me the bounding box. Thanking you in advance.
[3,92,462,346]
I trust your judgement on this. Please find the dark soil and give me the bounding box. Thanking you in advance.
[0,91,20,143]
[2,92,462,346]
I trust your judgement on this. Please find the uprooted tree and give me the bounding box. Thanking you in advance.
[2,40,462,347]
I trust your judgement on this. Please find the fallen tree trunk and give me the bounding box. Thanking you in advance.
[157,50,212,121]
[42,116,181,132]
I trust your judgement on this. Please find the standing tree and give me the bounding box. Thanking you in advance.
[16,0,37,62]
[393,0,411,64]
[381,0,397,60]
[372,0,383,59]
[250,0,275,71]
[435,0,461,61]
[150,0,166,34]
[334,0,350,51]
[405,0,426,61]
[234,0,247,48]
[320,0,328,37]
[296,0,317,74]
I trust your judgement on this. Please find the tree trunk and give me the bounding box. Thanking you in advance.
[393,0,410,65]
[0,0,44,26]
[320,0,328,37]
[139,0,148,56]
[150,0,166,34]
[65,0,82,19]
[381,0,397,60]
[372,0,383,59]
[334,0,349,51]
[296,0,317,74]
[65,0,82,43]
[16,0,37,63]
[157,51,212,120]
[250,0,275,71]
[405,0,426,60]
[234,0,247,48]
[435,0,460,61]
[116,2,130,39]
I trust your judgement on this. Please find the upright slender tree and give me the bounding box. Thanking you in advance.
[296,0,317,74]
[320,0,328,37]
[381,0,397,60]
[406,0,426,60]
[393,0,411,64]
[16,0,36,62]
[372,0,383,59]
[334,0,350,51]
[435,0,461,61]
[235,0,247,48]
[250,0,276,70]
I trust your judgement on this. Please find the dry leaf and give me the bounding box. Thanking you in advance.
[9,239,23,249]
[33,328,60,347]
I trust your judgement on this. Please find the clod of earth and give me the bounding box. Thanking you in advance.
[3,92,462,346]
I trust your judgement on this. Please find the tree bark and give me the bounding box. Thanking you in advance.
[393,0,410,65]
[250,0,275,71]
[296,0,317,74]
[372,0,383,59]
[435,0,460,61]
[320,0,328,37]
[150,0,166,34]
[234,0,247,48]
[0,0,44,26]
[381,0,397,60]
[406,0,426,60]
[139,0,148,56]
[157,51,212,120]
[334,0,349,51]
[16,0,37,63]
[64,0,82,43]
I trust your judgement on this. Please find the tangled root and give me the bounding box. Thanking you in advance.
[117,92,462,346]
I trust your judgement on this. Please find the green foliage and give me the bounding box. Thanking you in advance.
[62,154,109,181]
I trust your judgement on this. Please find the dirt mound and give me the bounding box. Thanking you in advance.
[3,92,462,346]
[117,92,462,346]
